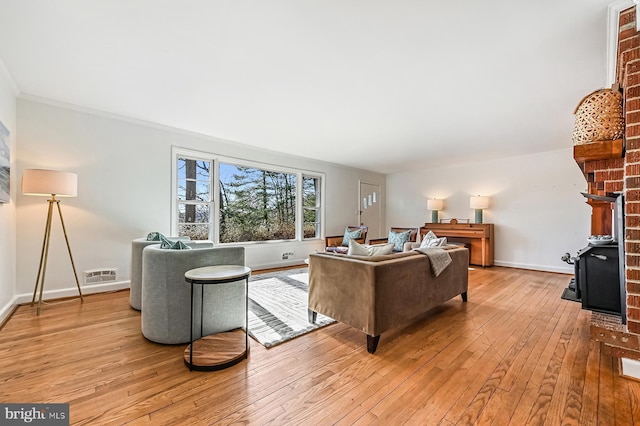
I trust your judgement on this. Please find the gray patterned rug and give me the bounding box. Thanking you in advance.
[248,267,334,348]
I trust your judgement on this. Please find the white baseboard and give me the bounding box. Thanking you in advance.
[0,296,19,327]
[12,281,131,305]
[250,259,308,272]
[493,260,574,275]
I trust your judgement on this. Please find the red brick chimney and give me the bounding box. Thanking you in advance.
[587,6,640,360]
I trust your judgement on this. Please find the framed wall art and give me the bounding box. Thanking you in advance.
[0,119,9,203]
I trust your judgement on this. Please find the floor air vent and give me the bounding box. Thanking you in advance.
[84,268,118,285]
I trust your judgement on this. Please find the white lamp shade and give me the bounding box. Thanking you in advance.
[470,195,489,209]
[22,169,78,197]
[427,199,443,211]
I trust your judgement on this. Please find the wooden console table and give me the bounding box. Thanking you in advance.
[420,223,494,267]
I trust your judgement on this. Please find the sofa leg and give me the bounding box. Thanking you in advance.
[308,309,317,324]
[367,335,380,354]
[461,292,468,302]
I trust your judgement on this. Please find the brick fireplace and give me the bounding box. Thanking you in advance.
[585,6,640,361]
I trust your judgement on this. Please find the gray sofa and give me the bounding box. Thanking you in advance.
[308,246,469,353]
[141,244,246,344]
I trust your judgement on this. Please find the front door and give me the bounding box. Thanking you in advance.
[359,182,382,241]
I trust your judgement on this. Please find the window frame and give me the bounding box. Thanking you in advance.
[171,146,325,244]
[174,152,214,241]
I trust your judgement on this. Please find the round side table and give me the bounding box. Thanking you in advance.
[184,265,251,371]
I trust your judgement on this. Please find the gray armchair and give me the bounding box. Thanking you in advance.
[129,236,190,310]
[140,244,246,344]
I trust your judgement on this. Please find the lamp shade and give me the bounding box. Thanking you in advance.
[427,199,443,211]
[470,195,489,209]
[22,169,78,197]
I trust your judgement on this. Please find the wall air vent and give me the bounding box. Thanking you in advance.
[84,268,118,285]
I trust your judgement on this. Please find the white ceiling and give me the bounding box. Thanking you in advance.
[0,0,615,173]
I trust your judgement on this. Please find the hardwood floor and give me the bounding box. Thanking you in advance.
[1,266,640,425]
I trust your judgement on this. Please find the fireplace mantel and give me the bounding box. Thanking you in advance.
[574,139,623,163]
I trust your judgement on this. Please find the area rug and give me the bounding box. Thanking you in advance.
[248,267,334,348]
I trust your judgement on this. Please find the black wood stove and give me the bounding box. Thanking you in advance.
[561,193,626,322]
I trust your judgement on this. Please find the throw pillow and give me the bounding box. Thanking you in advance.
[347,239,394,256]
[388,229,412,252]
[347,239,370,255]
[420,230,447,248]
[170,240,192,250]
[160,236,192,250]
[146,231,166,241]
[341,228,363,247]
[370,243,395,256]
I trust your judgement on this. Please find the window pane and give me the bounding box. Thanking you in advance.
[178,158,211,203]
[219,163,297,242]
[178,180,211,202]
[178,203,210,224]
[303,176,319,208]
[178,223,209,240]
[303,223,319,239]
[302,175,320,239]
[178,158,211,180]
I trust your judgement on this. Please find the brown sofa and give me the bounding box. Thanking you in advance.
[307,246,469,353]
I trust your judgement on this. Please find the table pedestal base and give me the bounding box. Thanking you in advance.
[184,329,247,371]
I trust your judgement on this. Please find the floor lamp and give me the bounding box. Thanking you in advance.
[22,169,83,315]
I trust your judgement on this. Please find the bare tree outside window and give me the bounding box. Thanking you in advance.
[177,157,212,240]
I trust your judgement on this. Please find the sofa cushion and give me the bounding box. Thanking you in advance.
[347,239,394,256]
[388,229,412,251]
[342,228,363,246]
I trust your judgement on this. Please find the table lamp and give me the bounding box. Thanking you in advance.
[427,198,443,223]
[470,195,490,224]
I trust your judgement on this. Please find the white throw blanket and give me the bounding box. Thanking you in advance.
[413,247,452,277]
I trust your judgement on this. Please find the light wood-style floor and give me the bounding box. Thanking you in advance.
[1,266,640,425]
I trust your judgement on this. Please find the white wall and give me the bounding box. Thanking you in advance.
[386,149,591,273]
[15,98,385,300]
[0,60,17,323]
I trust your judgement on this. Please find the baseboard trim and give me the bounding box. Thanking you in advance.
[12,281,130,305]
[493,260,573,275]
[0,297,19,330]
[250,259,308,272]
